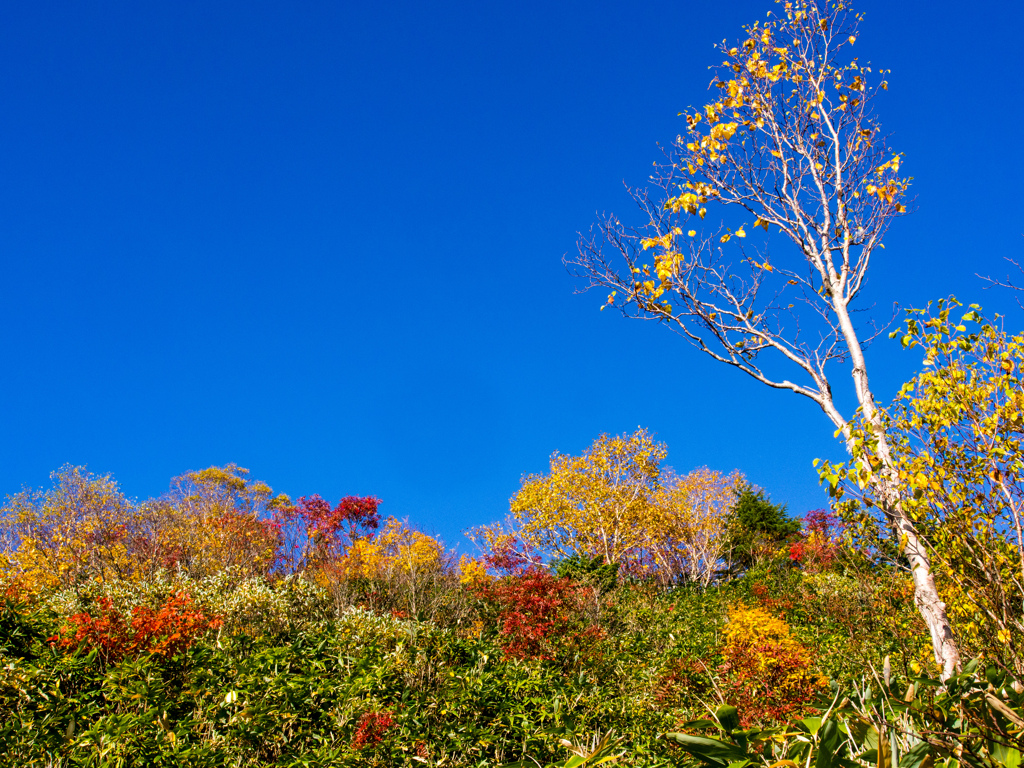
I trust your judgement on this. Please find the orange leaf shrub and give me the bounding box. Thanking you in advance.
[50,591,221,664]
[720,603,823,725]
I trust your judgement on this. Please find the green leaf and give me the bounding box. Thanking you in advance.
[990,744,1021,768]
[985,665,1005,689]
[800,717,823,736]
[716,705,741,735]
[664,733,749,766]
[898,742,933,768]
[816,719,843,768]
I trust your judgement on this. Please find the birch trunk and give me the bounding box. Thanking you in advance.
[830,298,961,680]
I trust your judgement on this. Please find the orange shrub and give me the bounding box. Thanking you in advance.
[50,592,221,664]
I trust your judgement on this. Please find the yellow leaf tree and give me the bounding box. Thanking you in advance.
[509,428,666,568]
[835,301,1024,675]
[1,465,142,591]
[139,464,290,579]
[568,1,959,676]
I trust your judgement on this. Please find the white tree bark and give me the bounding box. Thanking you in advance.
[569,0,961,678]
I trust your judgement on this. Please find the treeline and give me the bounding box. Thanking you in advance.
[0,436,1019,767]
[0,452,927,767]
[0,464,460,618]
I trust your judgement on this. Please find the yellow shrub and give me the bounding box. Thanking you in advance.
[721,603,823,725]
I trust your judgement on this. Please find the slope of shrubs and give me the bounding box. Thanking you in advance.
[2,463,1021,766]
[0,556,930,767]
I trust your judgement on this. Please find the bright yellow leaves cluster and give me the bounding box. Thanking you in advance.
[830,299,1024,670]
[659,0,908,242]
[863,154,907,210]
[458,554,490,587]
[510,429,666,567]
[722,603,824,723]
[336,518,444,580]
[506,429,743,583]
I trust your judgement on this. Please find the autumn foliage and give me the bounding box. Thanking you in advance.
[720,604,822,726]
[487,429,747,586]
[6,2,1024,763]
[351,710,395,749]
[277,493,381,572]
[50,592,221,664]
[477,568,604,662]
[788,508,841,571]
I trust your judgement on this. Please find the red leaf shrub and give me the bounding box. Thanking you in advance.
[477,568,604,663]
[652,657,714,710]
[749,581,795,615]
[478,531,539,577]
[351,710,394,749]
[789,509,842,571]
[50,592,221,663]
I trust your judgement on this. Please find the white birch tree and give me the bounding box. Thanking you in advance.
[567,0,961,677]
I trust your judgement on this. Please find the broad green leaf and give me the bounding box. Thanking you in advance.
[664,733,749,766]
[717,705,741,734]
[898,742,933,768]
[816,719,843,768]
[800,717,823,736]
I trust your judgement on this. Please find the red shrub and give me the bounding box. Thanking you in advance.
[789,509,842,571]
[351,710,394,749]
[749,581,794,615]
[652,657,714,710]
[478,568,604,662]
[51,592,221,663]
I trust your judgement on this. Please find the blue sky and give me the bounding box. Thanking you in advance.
[1,0,1021,550]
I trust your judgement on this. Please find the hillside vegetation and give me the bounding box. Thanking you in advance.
[1,430,1021,767]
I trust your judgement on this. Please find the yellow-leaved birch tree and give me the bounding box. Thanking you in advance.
[649,467,744,586]
[568,1,960,676]
[509,428,665,567]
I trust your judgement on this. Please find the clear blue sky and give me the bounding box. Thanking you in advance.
[1,0,1021,550]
